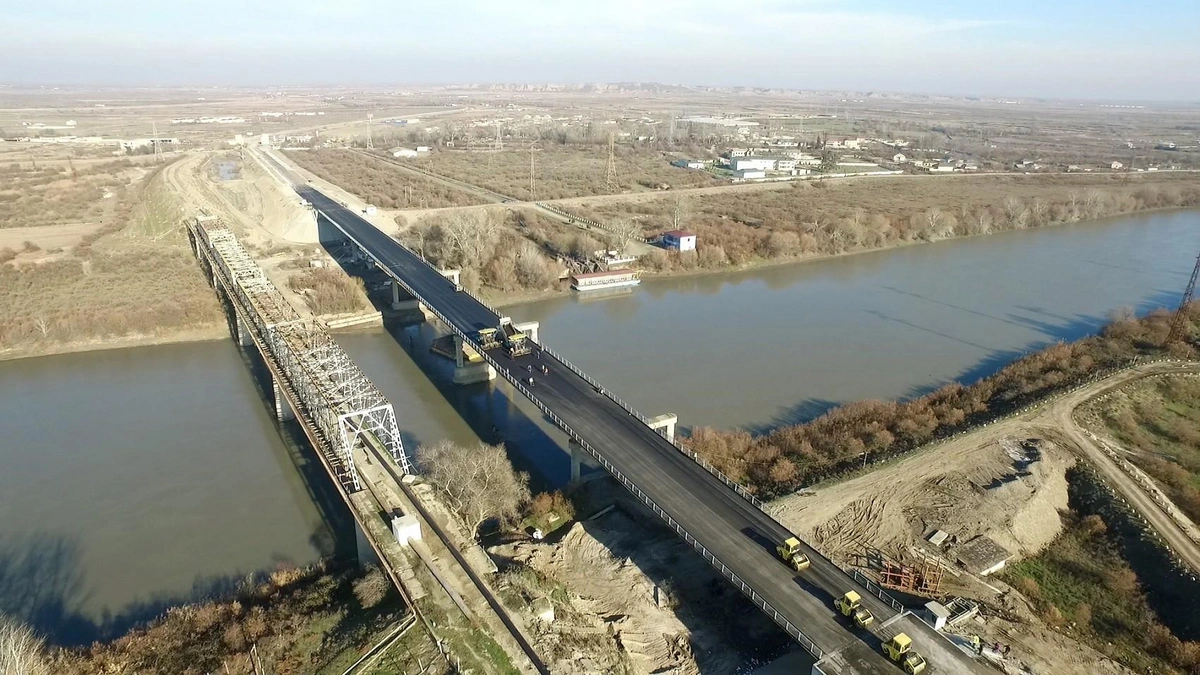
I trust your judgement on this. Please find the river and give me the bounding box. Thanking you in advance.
[1,208,1196,643]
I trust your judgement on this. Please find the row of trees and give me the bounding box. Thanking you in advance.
[685,306,1194,497]
[398,210,563,294]
[573,176,1200,272]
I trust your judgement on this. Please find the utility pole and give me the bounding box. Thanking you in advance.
[529,141,536,200]
[152,121,163,163]
[366,113,374,150]
[1165,251,1200,345]
[605,132,617,192]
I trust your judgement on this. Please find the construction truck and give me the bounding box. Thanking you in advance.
[882,633,927,674]
[776,537,810,571]
[476,328,501,351]
[498,317,532,357]
[834,591,875,628]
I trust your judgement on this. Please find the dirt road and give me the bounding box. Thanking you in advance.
[1029,361,1200,573]
[773,360,1200,582]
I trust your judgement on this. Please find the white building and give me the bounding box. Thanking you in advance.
[892,153,907,163]
[662,230,697,252]
[392,147,419,158]
[416,146,431,153]
[729,157,776,172]
[733,169,766,180]
[672,159,706,170]
[934,160,956,172]
[1111,161,1124,170]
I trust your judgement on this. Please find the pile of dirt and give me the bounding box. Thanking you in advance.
[772,433,1073,569]
[490,481,786,674]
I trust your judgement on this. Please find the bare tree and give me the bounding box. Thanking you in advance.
[417,440,530,537]
[1030,198,1049,226]
[606,218,643,254]
[0,615,50,675]
[442,211,501,267]
[671,195,690,231]
[1003,197,1029,229]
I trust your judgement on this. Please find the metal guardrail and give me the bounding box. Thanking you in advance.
[314,202,825,658]
[535,202,649,243]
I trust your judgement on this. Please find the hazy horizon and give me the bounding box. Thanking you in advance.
[4,0,1198,101]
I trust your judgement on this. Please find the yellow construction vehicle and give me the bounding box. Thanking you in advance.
[882,633,927,674]
[833,591,875,628]
[476,328,501,350]
[776,537,810,571]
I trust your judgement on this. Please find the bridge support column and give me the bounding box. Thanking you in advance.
[390,278,422,312]
[439,268,461,286]
[568,439,602,485]
[235,316,253,347]
[272,375,296,422]
[514,321,540,344]
[647,414,678,443]
[355,520,381,568]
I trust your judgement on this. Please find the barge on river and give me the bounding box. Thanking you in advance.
[570,269,642,292]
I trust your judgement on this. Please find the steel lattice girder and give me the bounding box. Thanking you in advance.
[191,221,409,489]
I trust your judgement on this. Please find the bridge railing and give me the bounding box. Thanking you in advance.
[852,569,904,613]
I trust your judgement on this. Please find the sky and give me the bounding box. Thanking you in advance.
[2,0,1198,100]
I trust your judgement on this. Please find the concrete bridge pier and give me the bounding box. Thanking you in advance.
[235,315,253,347]
[271,375,296,422]
[451,334,497,385]
[390,278,423,312]
[647,414,678,442]
[568,439,603,485]
[439,268,461,286]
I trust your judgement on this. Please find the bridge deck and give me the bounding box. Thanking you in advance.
[300,186,991,675]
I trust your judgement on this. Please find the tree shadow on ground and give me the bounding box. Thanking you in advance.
[0,531,299,647]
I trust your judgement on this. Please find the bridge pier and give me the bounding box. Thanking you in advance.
[514,321,540,344]
[235,315,253,347]
[439,268,461,286]
[648,413,678,442]
[272,375,296,422]
[451,333,497,384]
[568,439,603,485]
[390,278,423,312]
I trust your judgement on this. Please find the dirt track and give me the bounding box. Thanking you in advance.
[773,360,1200,581]
[1029,361,1200,573]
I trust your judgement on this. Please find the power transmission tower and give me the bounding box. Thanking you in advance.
[1165,251,1200,345]
[365,113,374,150]
[152,121,163,162]
[668,113,675,146]
[605,133,617,192]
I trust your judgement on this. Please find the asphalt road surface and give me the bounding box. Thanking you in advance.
[299,184,992,675]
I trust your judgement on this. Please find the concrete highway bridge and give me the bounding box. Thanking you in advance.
[286,180,994,675]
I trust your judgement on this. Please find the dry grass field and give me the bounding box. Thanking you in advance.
[410,144,719,200]
[284,149,491,209]
[0,152,224,356]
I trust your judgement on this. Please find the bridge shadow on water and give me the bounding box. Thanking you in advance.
[217,285,356,562]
